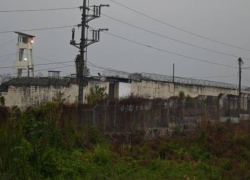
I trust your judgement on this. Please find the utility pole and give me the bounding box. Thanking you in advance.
[78,0,87,104]
[238,57,243,117]
[70,1,109,104]
[173,63,175,96]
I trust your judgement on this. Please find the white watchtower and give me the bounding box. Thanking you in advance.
[14,32,35,77]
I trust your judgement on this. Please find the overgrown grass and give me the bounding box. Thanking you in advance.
[0,103,250,179]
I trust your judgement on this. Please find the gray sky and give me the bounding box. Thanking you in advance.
[1,0,250,86]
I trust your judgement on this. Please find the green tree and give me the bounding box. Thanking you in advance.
[85,85,108,104]
[0,96,5,106]
[179,91,185,99]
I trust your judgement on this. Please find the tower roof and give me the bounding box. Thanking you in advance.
[15,32,35,38]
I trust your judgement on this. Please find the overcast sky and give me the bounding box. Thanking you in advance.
[1,0,250,86]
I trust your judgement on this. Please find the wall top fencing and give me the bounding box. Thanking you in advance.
[129,72,250,91]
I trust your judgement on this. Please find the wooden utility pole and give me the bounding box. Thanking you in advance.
[238,57,243,117]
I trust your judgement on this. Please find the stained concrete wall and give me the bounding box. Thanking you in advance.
[1,81,110,109]
[2,78,249,109]
[131,80,239,98]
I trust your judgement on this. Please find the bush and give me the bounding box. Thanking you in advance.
[85,85,108,104]
[0,96,5,106]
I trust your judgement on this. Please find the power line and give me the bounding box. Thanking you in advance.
[109,0,250,52]
[0,25,76,34]
[0,61,73,69]
[92,28,238,69]
[101,13,250,61]
[0,54,16,63]
[0,53,17,58]
[0,38,16,48]
[242,76,250,84]
[8,65,75,76]
[35,65,75,73]
[0,7,79,13]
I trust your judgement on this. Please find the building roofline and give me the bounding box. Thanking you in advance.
[15,32,35,38]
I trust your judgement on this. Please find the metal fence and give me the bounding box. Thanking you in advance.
[2,94,250,133]
[58,96,223,133]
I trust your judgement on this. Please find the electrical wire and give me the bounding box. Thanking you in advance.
[91,28,238,69]
[8,64,75,77]
[0,53,17,58]
[0,7,79,13]
[0,61,73,69]
[0,54,16,63]
[0,38,16,48]
[101,13,250,61]
[35,65,75,73]
[242,76,250,84]
[109,0,250,52]
[0,25,76,34]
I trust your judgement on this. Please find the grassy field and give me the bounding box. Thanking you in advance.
[1,103,250,180]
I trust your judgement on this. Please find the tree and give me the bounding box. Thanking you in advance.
[85,85,108,104]
[0,96,5,106]
[179,91,185,99]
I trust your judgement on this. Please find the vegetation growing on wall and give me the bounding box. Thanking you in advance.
[85,85,108,104]
[52,91,66,103]
[179,91,185,99]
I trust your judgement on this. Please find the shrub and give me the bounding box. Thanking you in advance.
[0,96,5,106]
[85,85,108,104]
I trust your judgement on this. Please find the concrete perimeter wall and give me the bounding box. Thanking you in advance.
[1,81,110,108]
[131,80,239,98]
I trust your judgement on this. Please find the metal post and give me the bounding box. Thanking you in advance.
[173,63,175,96]
[133,106,136,130]
[217,98,220,121]
[158,105,161,127]
[166,102,169,128]
[143,104,146,129]
[104,105,107,132]
[80,108,84,127]
[195,100,197,123]
[114,105,117,128]
[92,104,98,127]
[151,104,154,128]
[114,101,120,130]
[238,58,243,118]
[175,101,178,121]
[104,100,110,132]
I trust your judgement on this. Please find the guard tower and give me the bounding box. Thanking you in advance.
[14,32,35,77]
